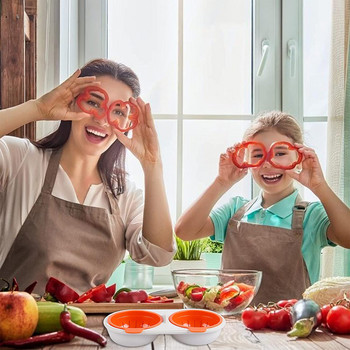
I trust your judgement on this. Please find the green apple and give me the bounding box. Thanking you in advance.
[0,291,39,341]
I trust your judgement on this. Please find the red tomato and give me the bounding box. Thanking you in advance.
[326,305,350,334]
[224,289,255,311]
[321,304,332,325]
[276,299,298,308]
[241,308,268,330]
[267,308,292,331]
[177,281,189,295]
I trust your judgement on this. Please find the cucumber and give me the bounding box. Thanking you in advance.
[35,301,87,334]
[287,299,322,338]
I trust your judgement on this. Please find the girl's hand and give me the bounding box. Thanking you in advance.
[286,143,326,192]
[35,70,99,122]
[113,97,161,167]
[216,145,248,188]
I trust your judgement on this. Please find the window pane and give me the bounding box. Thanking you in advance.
[183,0,252,115]
[303,0,332,116]
[125,121,177,221]
[108,0,178,114]
[182,120,251,211]
[303,122,327,201]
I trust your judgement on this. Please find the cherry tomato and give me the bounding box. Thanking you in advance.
[242,308,268,330]
[276,299,298,308]
[267,308,292,331]
[326,305,350,334]
[321,304,332,325]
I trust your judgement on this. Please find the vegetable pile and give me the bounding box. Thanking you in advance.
[176,280,255,313]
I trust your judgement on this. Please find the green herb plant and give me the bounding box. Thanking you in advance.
[202,238,223,253]
[173,236,207,260]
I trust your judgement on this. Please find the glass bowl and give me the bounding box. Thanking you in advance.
[172,269,262,315]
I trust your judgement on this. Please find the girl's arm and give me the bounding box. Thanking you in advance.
[287,144,350,248]
[114,98,173,251]
[175,149,248,241]
[0,70,97,137]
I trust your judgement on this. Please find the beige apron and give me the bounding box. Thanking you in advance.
[0,149,126,295]
[221,196,311,305]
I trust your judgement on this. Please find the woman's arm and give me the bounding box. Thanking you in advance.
[0,70,97,137]
[175,149,248,241]
[287,143,350,248]
[114,98,173,251]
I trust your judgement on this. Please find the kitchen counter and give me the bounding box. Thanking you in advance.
[10,313,350,350]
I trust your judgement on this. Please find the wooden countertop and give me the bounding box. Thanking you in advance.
[9,313,350,350]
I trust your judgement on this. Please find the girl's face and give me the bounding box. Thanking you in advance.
[249,129,297,197]
[70,75,133,157]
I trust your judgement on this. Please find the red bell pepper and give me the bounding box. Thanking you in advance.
[114,289,148,303]
[76,283,116,303]
[45,277,79,303]
[143,295,174,303]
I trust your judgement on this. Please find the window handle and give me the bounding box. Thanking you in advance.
[257,39,269,76]
[288,40,297,78]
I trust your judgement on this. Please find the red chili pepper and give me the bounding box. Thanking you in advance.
[114,289,148,303]
[60,306,107,347]
[12,277,19,291]
[24,281,37,294]
[45,277,79,303]
[0,331,74,348]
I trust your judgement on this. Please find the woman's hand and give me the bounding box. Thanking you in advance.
[215,145,248,189]
[113,97,161,168]
[286,143,327,193]
[35,70,98,122]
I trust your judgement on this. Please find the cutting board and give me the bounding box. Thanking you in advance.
[70,299,183,314]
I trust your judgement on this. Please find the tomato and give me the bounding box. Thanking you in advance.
[190,287,206,301]
[321,304,332,325]
[276,299,298,308]
[267,308,292,331]
[176,281,189,295]
[218,285,240,304]
[224,289,255,311]
[326,305,350,334]
[241,308,268,330]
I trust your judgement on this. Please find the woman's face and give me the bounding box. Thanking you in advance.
[249,129,297,197]
[69,75,133,157]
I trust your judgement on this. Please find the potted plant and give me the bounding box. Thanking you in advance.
[201,238,223,269]
[170,236,207,271]
[153,236,207,285]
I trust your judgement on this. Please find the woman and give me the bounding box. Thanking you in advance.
[0,59,175,294]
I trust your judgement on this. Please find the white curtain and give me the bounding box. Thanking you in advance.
[321,0,350,278]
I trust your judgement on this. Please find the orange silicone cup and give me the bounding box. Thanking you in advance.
[107,310,162,334]
[168,309,223,333]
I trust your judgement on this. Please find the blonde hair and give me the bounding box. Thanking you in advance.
[243,111,303,144]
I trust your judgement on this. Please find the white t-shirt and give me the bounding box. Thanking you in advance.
[0,136,175,267]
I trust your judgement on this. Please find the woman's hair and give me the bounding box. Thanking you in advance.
[243,111,303,144]
[32,58,141,197]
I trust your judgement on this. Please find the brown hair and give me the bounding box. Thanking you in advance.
[243,111,303,144]
[32,58,141,197]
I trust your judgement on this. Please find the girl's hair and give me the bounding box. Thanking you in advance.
[32,58,141,197]
[243,111,303,144]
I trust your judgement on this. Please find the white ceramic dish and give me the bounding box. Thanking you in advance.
[103,308,226,347]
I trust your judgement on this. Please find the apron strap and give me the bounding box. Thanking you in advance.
[232,193,309,234]
[42,148,63,195]
[292,195,310,234]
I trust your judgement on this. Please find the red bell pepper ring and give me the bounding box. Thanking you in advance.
[107,100,139,132]
[76,86,109,120]
[45,277,79,303]
[217,285,240,304]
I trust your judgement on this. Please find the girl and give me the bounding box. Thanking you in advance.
[0,59,175,294]
[175,111,350,304]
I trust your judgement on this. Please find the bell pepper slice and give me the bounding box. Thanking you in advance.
[217,285,240,304]
[224,289,255,311]
[77,283,116,303]
[45,277,79,303]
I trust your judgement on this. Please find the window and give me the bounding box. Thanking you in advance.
[78,0,331,221]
